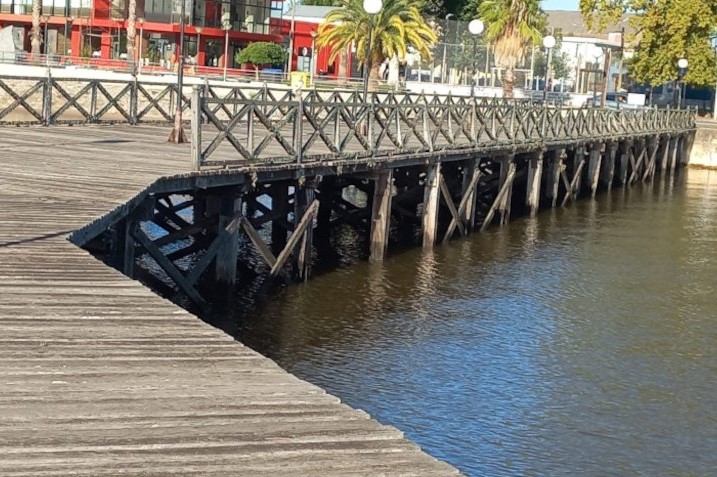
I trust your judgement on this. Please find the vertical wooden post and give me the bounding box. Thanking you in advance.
[462,158,480,232]
[600,142,617,191]
[123,218,137,279]
[271,182,289,255]
[369,169,393,262]
[548,148,565,208]
[215,192,241,285]
[294,182,315,281]
[619,141,630,185]
[658,136,669,172]
[526,151,543,216]
[190,86,202,171]
[315,175,336,250]
[573,147,584,197]
[669,135,680,171]
[422,162,441,249]
[498,155,515,225]
[588,143,603,198]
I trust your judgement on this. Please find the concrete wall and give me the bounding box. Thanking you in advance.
[691,121,717,169]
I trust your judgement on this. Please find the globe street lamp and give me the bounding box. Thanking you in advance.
[468,18,484,97]
[362,0,382,102]
[542,34,556,103]
[677,57,688,109]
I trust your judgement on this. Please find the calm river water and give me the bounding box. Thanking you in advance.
[231,169,717,476]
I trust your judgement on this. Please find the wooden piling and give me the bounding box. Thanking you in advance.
[462,158,479,232]
[422,162,441,249]
[600,142,617,191]
[369,169,393,262]
[669,135,679,171]
[215,192,241,285]
[548,148,565,208]
[588,143,603,198]
[271,182,289,255]
[294,182,315,281]
[498,156,515,225]
[526,151,543,216]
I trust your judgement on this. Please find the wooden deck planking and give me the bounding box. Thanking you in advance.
[0,125,461,476]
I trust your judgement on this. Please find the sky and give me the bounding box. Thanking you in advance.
[542,0,579,10]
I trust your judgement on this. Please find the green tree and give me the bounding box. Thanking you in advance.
[317,0,438,91]
[477,0,545,97]
[236,42,288,80]
[580,0,717,87]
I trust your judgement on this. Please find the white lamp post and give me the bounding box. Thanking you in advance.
[677,57,688,109]
[542,34,556,103]
[468,18,484,97]
[222,17,231,81]
[361,0,382,102]
[441,13,454,84]
[310,29,318,85]
[195,26,203,67]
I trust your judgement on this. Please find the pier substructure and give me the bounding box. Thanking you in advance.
[370,169,394,262]
[526,151,544,216]
[422,162,442,249]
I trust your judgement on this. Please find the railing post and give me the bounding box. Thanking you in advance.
[190,86,202,171]
[423,103,432,151]
[90,80,98,122]
[130,75,139,125]
[368,102,374,152]
[43,68,52,126]
[296,94,304,164]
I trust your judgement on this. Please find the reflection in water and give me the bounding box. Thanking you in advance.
[229,170,717,476]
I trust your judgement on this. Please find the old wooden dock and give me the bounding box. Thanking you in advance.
[0,76,697,475]
[0,126,461,476]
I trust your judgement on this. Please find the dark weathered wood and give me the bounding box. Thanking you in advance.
[443,169,482,243]
[481,162,516,231]
[369,169,393,262]
[271,199,319,277]
[498,156,515,226]
[526,152,543,215]
[422,163,441,249]
[215,193,241,285]
[439,175,466,237]
[588,144,603,198]
[562,157,586,207]
[548,149,566,208]
[461,159,479,231]
[600,142,617,191]
[294,185,316,281]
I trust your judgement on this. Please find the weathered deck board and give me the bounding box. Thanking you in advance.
[0,125,460,476]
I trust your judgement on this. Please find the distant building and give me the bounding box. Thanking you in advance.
[0,0,284,67]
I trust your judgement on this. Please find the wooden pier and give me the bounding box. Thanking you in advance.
[0,126,460,476]
[0,77,697,475]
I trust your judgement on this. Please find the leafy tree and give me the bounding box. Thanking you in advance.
[477,0,545,97]
[580,0,717,87]
[317,0,438,91]
[236,42,288,80]
[532,35,570,80]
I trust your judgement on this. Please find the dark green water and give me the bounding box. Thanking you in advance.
[234,169,717,476]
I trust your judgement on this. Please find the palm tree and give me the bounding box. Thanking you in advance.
[478,0,544,98]
[126,0,137,68]
[317,0,437,92]
[30,0,41,56]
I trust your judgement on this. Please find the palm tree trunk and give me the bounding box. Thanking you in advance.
[503,67,515,98]
[30,0,41,56]
[368,60,381,93]
[338,47,348,85]
[126,0,137,68]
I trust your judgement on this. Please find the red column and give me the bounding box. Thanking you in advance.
[70,27,81,57]
[100,31,111,59]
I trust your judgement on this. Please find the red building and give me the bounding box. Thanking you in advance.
[0,0,284,69]
[279,5,357,79]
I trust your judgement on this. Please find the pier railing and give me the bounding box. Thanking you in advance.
[191,88,696,169]
[0,74,536,126]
